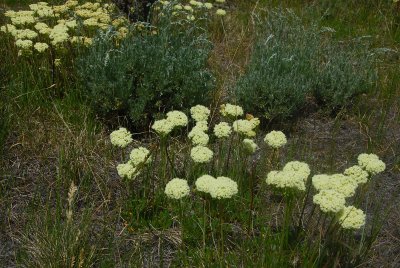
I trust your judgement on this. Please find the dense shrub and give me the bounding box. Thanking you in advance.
[235,10,377,120]
[77,11,215,126]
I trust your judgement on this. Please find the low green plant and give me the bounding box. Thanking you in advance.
[235,9,377,120]
[110,103,388,266]
[77,3,215,127]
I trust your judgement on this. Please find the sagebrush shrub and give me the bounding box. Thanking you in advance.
[77,8,215,127]
[235,10,377,120]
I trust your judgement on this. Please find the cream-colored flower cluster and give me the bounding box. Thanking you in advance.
[311,174,357,215]
[165,178,190,199]
[157,0,228,22]
[266,161,310,192]
[110,128,153,180]
[344,165,369,185]
[283,161,310,181]
[110,127,133,148]
[152,110,188,136]
[264,130,287,149]
[209,176,238,199]
[338,206,366,229]
[190,145,214,163]
[1,1,129,56]
[195,174,216,193]
[166,110,189,127]
[117,162,138,180]
[190,105,210,122]
[189,128,209,146]
[313,189,346,213]
[312,173,357,197]
[195,175,238,199]
[213,122,232,138]
[310,154,378,229]
[232,119,258,137]
[130,147,152,166]
[220,103,244,118]
[357,153,386,175]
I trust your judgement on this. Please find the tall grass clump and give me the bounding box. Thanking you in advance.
[108,102,389,266]
[17,182,96,267]
[235,9,377,120]
[77,2,217,127]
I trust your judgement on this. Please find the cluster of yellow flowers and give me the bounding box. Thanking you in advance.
[357,153,386,175]
[264,130,287,149]
[220,103,244,118]
[190,104,210,122]
[232,118,259,137]
[165,178,191,199]
[1,1,129,57]
[129,147,152,166]
[266,161,310,191]
[110,127,133,148]
[190,145,214,163]
[188,105,210,146]
[195,175,238,199]
[156,0,228,22]
[311,153,385,229]
[213,122,232,138]
[110,127,153,180]
[152,110,188,136]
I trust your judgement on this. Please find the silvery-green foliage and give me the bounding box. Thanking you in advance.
[77,11,215,126]
[235,10,377,120]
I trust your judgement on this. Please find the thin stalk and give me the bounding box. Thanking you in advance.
[219,201,224,260]
[297,177,313,233]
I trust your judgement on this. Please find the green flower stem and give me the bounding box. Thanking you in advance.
[248,160,257,235]
[160,136,168,184]
[297,177,313,233]
[224,133,235,171]
[202,197,207,254]
[218,201,224,260]
[179,199,184,246]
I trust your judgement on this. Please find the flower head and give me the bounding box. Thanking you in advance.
[190,146,213,163]
[209,176,238,199]
[357,153,385,175]
[165,178,190,199]
[312,174,331,191]
[117,163,138,179]
[220,103,243,118]
[313,190,346,213]
[283,161,310,182]
[152,119,174,136]
[34,42,48,53]
[344,165,369,185]
[130,147,151,166]
[232,120,256,137]
[215,9,226,16]
[195,175,216,194]
[166,110,188,127]
[312,174,358,197]
[266,170,306,191]
[110,127,133,148]
[188,128,209,146]
[338,206,366,230]
[190,105,210,122]
[214,122,232,138]
[264,131,287,148]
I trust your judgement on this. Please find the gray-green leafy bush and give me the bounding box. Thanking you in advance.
[235,10,377,120]
[77,10,215,127]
